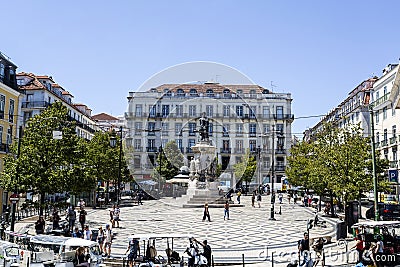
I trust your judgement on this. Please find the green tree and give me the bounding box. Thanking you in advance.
[151,141,184,182]
[1,102,94,214]
[234,149,257,190]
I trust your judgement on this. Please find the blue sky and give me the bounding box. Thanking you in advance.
[2,1,400,137]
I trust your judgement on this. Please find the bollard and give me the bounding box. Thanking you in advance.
[322,249,325,267]
[271,251,274,267]
[279,205,282,215]
[122,257,125,267]
[212,255,215,267]
[242,253,245,267]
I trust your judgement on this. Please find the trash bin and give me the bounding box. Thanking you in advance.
[336,221,347,240]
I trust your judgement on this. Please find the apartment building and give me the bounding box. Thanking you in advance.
[125,82,293,187]
[16,73,98,139]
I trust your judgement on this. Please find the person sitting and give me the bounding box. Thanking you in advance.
[74,246,89,267]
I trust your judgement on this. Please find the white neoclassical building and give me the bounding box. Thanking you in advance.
[125,82,294,188]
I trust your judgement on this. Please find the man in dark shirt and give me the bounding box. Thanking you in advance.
[298,232,310,253]
[194,239,212,266]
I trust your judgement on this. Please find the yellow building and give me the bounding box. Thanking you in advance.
[0,51,22,212]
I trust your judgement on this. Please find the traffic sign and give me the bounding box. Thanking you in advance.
[9,194,19,204]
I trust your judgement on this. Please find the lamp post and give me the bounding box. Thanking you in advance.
[156,146,162,197]
[110,126,123,205]
[369,106,379,221]
[269,124,276,221]
[10,126,22,242]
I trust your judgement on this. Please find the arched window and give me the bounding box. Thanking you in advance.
[223,89,231,98]
[164,88,171,96]
[190,88,198,96]
[177,88,185,96]
[237,89,243,95]
[262,89,269,94]
[206,89,214,97]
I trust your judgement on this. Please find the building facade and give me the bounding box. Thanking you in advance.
[16,73,98,139]
[125,82,293,188]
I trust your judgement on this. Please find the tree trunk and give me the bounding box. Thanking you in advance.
[358,190,363,219]
[39,192,45,216]
[330,191,335,218]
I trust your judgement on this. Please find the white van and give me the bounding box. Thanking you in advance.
[0,240,20,267]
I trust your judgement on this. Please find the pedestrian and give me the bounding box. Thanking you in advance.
[351,234,364,263]
[312,237,325,267]
[257,192,262,208]
[304,194,308,207]
[236,190,242,204]
[79,207,87,231]
[52,209,60,230]
[78,199,86,209]
[294,192,298,204]
[83,225,92,240]
[287,193,291,204]
[223,201,229,220]
[308,194,313,207]
[113,205,120,228]
[97,226,104,254]
[72,227,82,238]
[251,192,256,208]
[193,238,212,267]
[35,216,46,235]
[202,203,211,222]
[137,191,143,205]
[67,206,76,231]
[125,236,140,267]
[278,192,283,204]
[109,205,115,226]
[298,232,310,266]
[74,246,87,266]
[375,235,384,267]
[104,224,113,257]
[185,239,197,267]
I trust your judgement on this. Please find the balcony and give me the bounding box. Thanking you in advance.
[381,140,388,147]
[275,165,285,171]
[220,148,232,154]
[234,148,244,154]
[146,147,157,152]
[134,147,143,152]
[22,101,51,109]
[390,161,398,168]
[275,149,287,154]
[390,137,397,145]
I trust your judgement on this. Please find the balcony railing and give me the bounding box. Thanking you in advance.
[22,101,51,109]
[134,147,143,152]
[186,147,193,153]
[390,161,398,168]
[234,148,244,153]
[390,137,397,145]
[381,140,388,147]
[220,148,232,154]
[146,147,157,152]
[275,149,287,154]
[275,166,285,171]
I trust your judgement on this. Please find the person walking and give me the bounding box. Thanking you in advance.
[79,207,87,231]
[312,237,325,267]
[202,203,211,222]
[83,225,92,240]
[137,190,143,205]
[193,238,212,267]
[257,192,262,208]
[351,234,364,264]
[72,227,82,238]
[113,205,120,228]
[125,236,140,267]
[278,192,283,204]
[67,206,76,232]
[287,193,291,204]
[236,190,242,204]
[35,216,46,235]
[52,209,60,230]
[104,224,113,257]
[223,201,229,220]
[97,226,105,255]
[251,192,256,208]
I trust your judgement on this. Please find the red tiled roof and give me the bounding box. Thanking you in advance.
[152,83,269,94]
[92,113,119,121]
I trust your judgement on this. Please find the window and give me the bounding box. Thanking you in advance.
[384,129,388,141]
[249,140,257,152]
[188,139,196,148]
[208,122,213,136]
[175,123,182,136]
[393,125,396,137]
[276,106,284,120]
[189,105,196,117]
[162,122,169,136]
[206,89,214,97]
[164,88,171,96]
[250,90,256,97]
[263,124,270,134]
[176,105,183,117]
[249,123,257,137]
[276,124,284,134]
[206,105,213,117]
[162,105,170,117]
[148,122,156,135]
[176,139,183,149]
[147,139,155,149]
[376,92,379,101]
[392,106,396,116]
[384,86,387,95]
[177,89,185,97]
[6,126,12,145]
[23,111,32,124]
[237,89,243,95]
[236,140,243,153]
[223,105,230,117]
[223,140,230,150]
[393,147,398,162]
[0,126,3,144]
[250,106,256,118]
[134,139,142,150]
[223,124,230,137]
[383,107,387,120]
[190,89,198,96]
[236,124,243,136]
[376,132,379,143]
[189,122,196,136]
[0,95,5,119]
[9,99,14,123]
[135,104,142,116]
[135,122,142,135]
[0,64,4,78]
[236,106,243,117]
[263,106,270,119]
[223,89,230,98]
[262,89,269,94]
[149,106,156,117]
[161,139,168,147]
[375,110,379,123]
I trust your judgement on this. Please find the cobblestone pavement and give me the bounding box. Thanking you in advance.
[15,194,359,266]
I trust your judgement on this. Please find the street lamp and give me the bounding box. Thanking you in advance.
[155,146,162,197]
[269,124,276,221]
[110,126,123,205]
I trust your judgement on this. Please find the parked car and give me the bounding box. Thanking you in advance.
[366,203,400,220]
